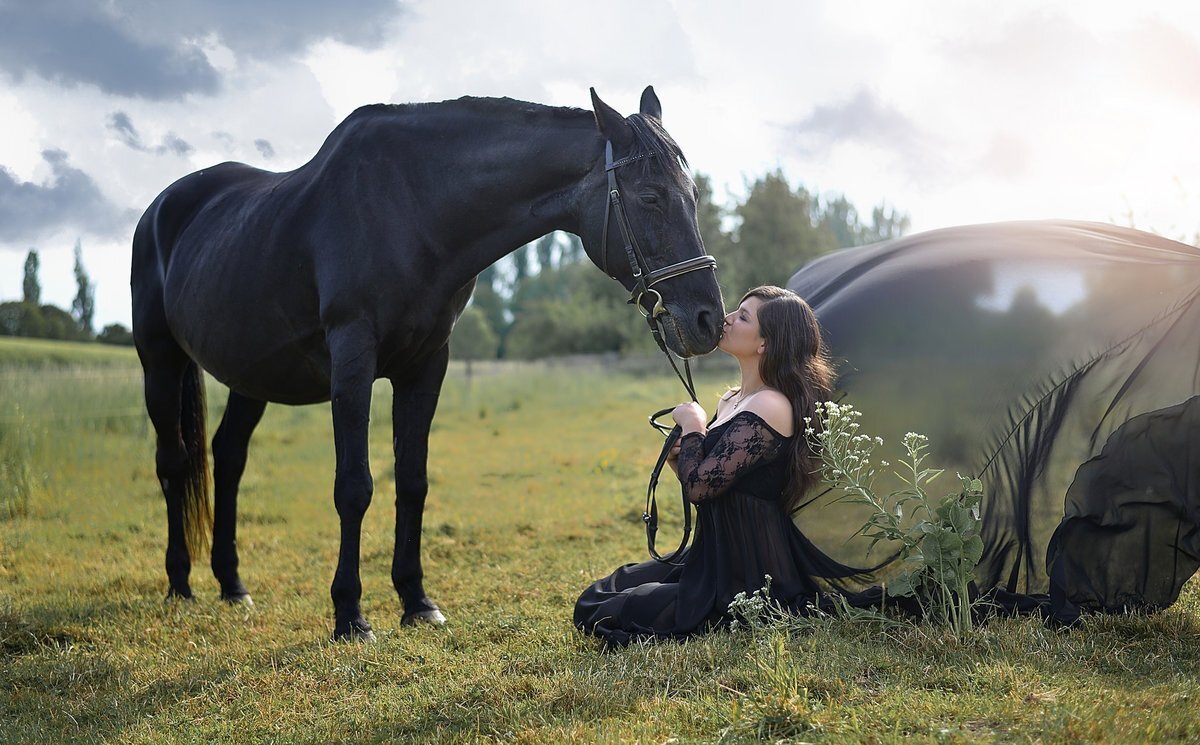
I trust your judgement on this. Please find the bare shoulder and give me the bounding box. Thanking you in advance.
[743,389,794,437]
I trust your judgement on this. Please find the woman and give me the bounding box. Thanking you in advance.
[574,286,869,645]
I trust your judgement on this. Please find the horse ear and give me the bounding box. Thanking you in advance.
[639,86,662,122]
[590,87,633,147]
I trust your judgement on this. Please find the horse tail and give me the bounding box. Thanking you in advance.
[180,360,212,559]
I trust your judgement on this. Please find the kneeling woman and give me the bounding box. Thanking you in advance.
[575,285,868,646]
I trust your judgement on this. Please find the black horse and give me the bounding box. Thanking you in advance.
[131,87,723,639]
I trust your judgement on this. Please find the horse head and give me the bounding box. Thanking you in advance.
[580,86,724,358]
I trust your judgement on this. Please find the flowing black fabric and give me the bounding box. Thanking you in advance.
[574,411,873,646]
[783,219,1200,623]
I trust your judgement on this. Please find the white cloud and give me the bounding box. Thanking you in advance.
[3,0,1200,327]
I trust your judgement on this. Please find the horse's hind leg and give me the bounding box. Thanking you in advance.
[137,340,209,600]
[211,391,267,604]
[392,345,449,625]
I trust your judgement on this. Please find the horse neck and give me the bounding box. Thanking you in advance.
[361,102,600,284]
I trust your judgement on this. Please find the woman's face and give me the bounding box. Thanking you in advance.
[718,296,765,358]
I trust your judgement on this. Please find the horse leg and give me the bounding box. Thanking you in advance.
[327,327,378,641]
[392,345,450,625]
[211,391,267,604]
[139,342,210,600]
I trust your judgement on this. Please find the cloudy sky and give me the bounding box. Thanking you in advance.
[2,0,1199,327]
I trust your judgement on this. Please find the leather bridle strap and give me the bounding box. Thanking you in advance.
[599,140,715,403]
[643,408,692,565]
[601,142,717,301]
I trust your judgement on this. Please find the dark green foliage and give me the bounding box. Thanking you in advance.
[729,170,838,295]
[96,323,134,346]
[22,250,40,305]
[0,302,91,341]
[504,262,656,359]
[702,170,911,302]
[72,240,95,337]
[449,306,499,364]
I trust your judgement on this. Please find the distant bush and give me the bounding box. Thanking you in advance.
[97,323,135,346]
[0,301,91,342]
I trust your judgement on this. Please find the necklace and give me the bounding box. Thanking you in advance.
[732,386,766,409]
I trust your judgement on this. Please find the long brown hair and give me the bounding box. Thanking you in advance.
[740,286,833,513]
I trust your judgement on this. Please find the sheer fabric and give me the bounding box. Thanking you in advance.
[787,220,1200,622]
[574,412,870,646]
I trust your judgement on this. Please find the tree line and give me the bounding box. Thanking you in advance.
[0,241,133,345]
[451,170,908,362]
[2,171,908,357]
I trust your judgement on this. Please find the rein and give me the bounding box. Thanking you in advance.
[642,407,691,564]
[599,139,717,565]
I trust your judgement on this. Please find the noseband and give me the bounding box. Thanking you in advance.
[599,140,717,403]
[599,139,718,565]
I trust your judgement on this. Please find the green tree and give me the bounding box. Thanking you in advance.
[505,261,656,359]
[560,232,585,265]
[819,195,861,249]
[449,306,499,378]
[534,233,556,272]
[728,170,838,296]
[472,265,508,356]
[863,203,911,244]
[694,173,737,304]
[0,302,88,341]
[818,195,911,248]
[71,240,95,337]
[97,322,135,346]
[22,249,40,305]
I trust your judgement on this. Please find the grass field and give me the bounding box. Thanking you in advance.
[3,336,1200,743]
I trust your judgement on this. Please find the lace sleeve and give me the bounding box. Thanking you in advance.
[676,412,786,503]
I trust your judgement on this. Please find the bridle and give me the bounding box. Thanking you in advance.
[599,139,718,565]
[600,140,716,404]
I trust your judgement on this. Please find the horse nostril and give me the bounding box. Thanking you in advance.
[697,309,720,342]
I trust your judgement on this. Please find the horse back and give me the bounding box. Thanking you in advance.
[132,162,334,402]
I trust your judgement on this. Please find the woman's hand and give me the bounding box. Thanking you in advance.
[671,402,707,435]
[665,439,682,476]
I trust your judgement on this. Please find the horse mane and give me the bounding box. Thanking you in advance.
[626,113,689,174]
[353,97,590,123]
[348,97,689,174]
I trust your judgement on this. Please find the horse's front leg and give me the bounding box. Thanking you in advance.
[392,345,449,625]
[327,326,378,641]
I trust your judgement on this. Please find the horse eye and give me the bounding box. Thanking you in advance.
[639,193,659,206]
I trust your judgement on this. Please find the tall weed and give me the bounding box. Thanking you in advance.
[0,405,36,520]
[808,401,984,636]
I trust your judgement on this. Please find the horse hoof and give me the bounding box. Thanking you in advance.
[402,608,447,626]
[164,590,195,603]
[222,593,254,607]
[333,619,376,643]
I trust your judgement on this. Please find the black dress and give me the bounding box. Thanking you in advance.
[574,410,869,646]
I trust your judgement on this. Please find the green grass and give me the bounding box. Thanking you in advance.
[3,337,1200,743]
[0,336,139,367]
